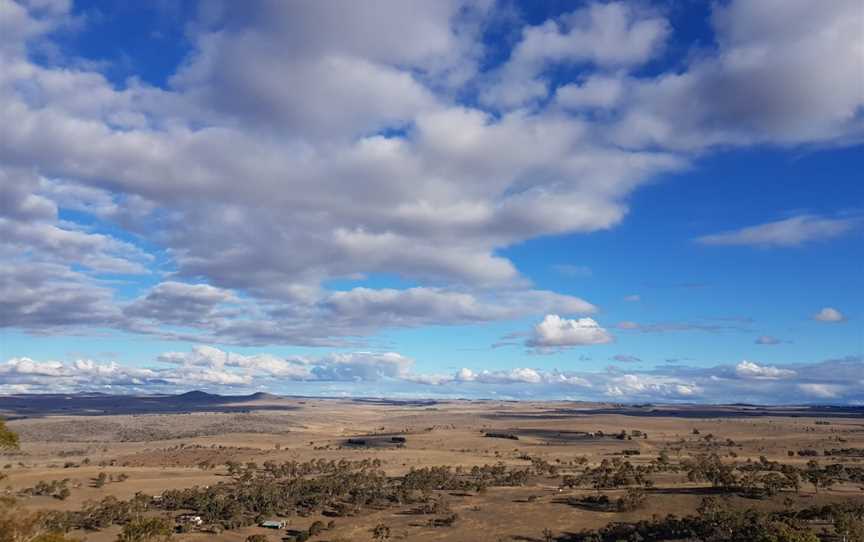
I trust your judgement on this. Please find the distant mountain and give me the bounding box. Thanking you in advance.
[173,390,283,403]
[175,390,221,402]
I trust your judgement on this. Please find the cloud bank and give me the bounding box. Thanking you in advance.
[2,350,862,405]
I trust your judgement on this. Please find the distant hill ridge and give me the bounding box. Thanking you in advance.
[245,392,281,401]
[1,392,862,421]
[0,390,295,419]
[174,390,282,402]
[175,390,220,401]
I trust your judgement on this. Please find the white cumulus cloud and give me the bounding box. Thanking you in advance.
[814,307,845,322]
[527,315,614,349]
[735,360,796,380]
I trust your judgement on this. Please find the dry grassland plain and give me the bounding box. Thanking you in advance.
[3,394,864,541]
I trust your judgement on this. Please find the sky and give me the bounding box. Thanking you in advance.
[0,0,862,403]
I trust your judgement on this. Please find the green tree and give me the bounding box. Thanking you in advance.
[760,472,787,497]
[0,419,19,450]
[56,486,71,501]
[804,460,834,494]
[616,487,647,511]
[754,521,819,542]
[372,523,391,541]
[782,465,801,494]
[0,497,80,542]
[308,520,325,536]
[117,516,173,542]
[834,509,864,542]
[684,453,737,490]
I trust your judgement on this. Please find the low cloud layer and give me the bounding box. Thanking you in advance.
[2,349,862,405]
[734,360,796,380]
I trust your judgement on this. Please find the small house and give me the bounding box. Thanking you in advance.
[177,514,203,526]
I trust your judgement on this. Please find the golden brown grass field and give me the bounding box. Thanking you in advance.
[3,393,864,541]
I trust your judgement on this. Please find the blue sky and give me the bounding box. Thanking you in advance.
[0,0,862,403]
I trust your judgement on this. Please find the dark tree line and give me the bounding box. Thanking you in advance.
[562,499,864,542]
